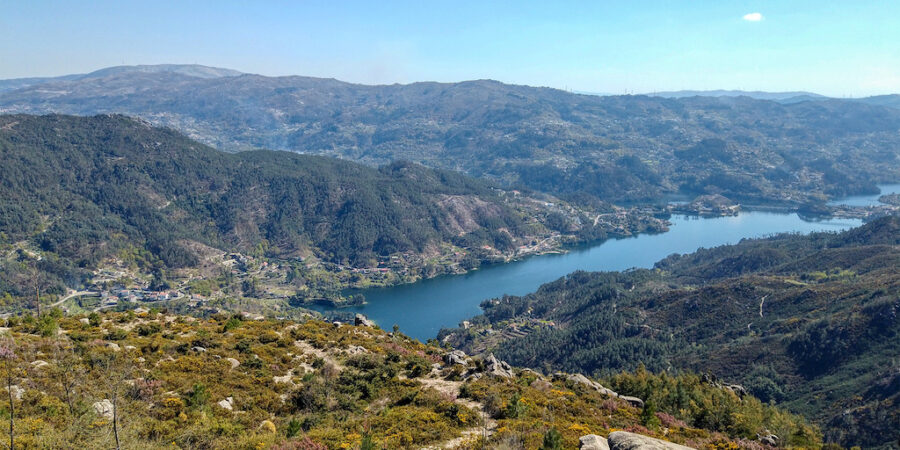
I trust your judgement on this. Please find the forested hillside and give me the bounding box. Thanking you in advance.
[2,65,899,204]
[0,114,622,303]
[443,217,900,448]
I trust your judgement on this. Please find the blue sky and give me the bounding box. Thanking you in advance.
[2,0,899,96]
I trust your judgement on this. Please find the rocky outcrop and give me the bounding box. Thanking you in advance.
[702,373,748,398]
[556,372,644,408]
[757,431,778,446]
[217,396,234,411]
[483,353,514,378]
[607,431,695,450]
[30,360,49,369]
[725,384,748,398]
[7,385,24,401]
[561,373,619,398]
[619,395,645,409]
[273,374,293,384]
[345,345,367,355]
[444,350,468,367]
[93,399,114,420]
[530,378,553,392]
[580,434,610,450]
[354,314,375,327]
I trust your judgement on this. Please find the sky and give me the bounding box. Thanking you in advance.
[2,0,899,96]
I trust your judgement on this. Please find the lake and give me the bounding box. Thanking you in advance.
[827,183,900,206]
[313,211,862,341]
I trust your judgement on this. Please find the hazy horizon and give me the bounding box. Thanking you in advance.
[3,1,900,97]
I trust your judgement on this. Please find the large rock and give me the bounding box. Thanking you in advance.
[7,385,24,401]
[30,360,49,369]
[217,396,234,411]
[444,350,468,367]
[580,434,610,450]
[354,314,375,327]
[483,353,514,378]
[725,384,748,398]
[607,431,694,450]
[619,395,645,409]
[564,373,619,398]
[93,399,114,420]
[757,431,778,446]
[273,374,293,384]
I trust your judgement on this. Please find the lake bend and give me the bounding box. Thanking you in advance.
[312,210,863,341]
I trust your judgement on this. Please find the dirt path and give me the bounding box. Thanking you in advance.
[416,376,497,449]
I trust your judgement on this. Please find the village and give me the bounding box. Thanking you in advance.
[37,200,671,316]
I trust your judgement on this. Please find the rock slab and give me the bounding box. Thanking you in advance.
[580,434,610,450]
[93,399,114,420]
[444,350,468,366]
[607,431,695,450]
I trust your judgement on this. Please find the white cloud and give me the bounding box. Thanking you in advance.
[742,12,764,22]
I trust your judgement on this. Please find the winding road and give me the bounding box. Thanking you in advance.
[49,290,97,308]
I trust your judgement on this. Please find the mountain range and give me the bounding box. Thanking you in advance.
[2,65,900,205]
[647,89,828,103]
[0,64,242,93]
[2,65,900,449]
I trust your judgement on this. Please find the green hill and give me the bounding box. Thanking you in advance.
[0,114,635,307]
[443,217,900,448]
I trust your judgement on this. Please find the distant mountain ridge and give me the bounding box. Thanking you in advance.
[854,93,900,110]
[2,64,900,206]
[647,89,829,102]
[0,64,242,93]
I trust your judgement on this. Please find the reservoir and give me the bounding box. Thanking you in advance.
[827,183,900,206]
[314,211,862,341]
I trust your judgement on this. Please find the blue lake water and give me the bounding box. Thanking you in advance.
[313,211,862,341]
[827,183,900,207]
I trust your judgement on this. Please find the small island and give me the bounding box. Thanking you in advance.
[670,194,740,216]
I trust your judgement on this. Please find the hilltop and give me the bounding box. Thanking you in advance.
[0,64,242,93]
[442,216,900,448]
[1,65,899,205]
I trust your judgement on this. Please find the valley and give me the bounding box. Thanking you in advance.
[0,67,899,449]
[5,0,900,446]
[313,211,861,340]
[0,114,667,316]
[440,217,900,447]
